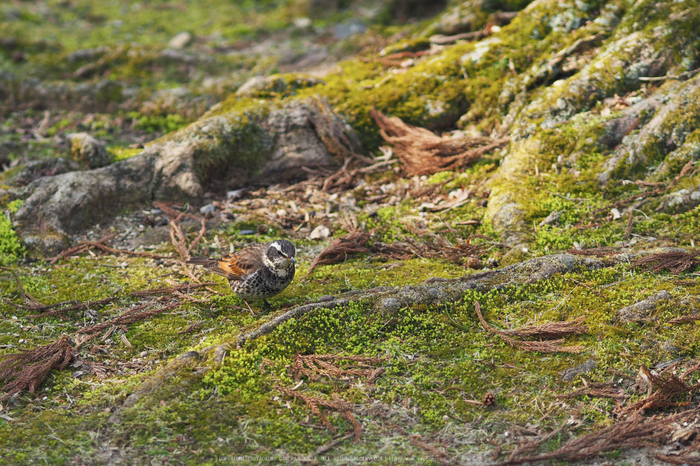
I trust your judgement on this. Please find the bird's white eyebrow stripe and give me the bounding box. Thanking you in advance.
[271,242,283,253]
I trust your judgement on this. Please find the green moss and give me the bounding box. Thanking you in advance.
[0,214,24,266]
[108,146,143,162]
[127,112,188,134]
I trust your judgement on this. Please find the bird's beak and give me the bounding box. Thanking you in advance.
[290,257,296,263]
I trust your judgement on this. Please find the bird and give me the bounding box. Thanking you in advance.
[187,240,296,313]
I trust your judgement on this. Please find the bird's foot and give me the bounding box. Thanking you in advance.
[262,300,272,312]
[243,300,257,317]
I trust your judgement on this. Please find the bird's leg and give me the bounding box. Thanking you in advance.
[262,299,271,312]
[243,300,256,317]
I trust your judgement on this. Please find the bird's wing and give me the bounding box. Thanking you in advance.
[221,242,268,278]
[187,243,269,280]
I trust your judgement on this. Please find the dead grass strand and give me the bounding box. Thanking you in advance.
[632,250,700,274]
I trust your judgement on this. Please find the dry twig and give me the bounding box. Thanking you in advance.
[76,299,182,336]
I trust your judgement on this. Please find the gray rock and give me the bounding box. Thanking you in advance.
[22,232,70,257]
[227,188,247,199]
[661,340,681,354]
[656,187,700,214]
[67,133,112,169]
[0,72,132,112]
[617,290,672,322]
[15,154,156,254]
[238,230,255,236]
[560,359,597,382]
[10,158,82,186]
[13,97,361,256]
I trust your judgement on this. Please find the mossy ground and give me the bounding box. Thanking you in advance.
[3,0,700,463]
[2,210,700,463]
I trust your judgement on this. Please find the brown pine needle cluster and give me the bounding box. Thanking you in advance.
[370,108,509,176]
[474,301,586,353]
[499,412,683,465]
[632,250,700,274]
[508,360,700,464]
[619,365,699,416]
[0,271,217,401]
[0,335,73,401]
[307,231,370,275]
[292,354,384,382]
[277,387,362,442]
[372,237,486,267]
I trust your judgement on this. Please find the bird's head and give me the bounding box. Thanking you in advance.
[265,240,296,272]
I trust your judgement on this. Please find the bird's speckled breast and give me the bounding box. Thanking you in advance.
[229,266,295,300]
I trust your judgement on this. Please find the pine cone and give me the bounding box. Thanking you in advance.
[482,391,496,406]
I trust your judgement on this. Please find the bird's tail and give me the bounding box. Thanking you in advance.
[186,257,213,266]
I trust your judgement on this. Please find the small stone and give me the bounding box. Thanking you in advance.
[150,209,162,215]
[66,132,111,169]
[560,359,597,382]
[617,290,672,322]
[238,229,255,236]
[293,17,312,28]
[380,298,401,314]
[169,32,192,49]
[227,188,248,200]
[199,203,216,215]
[662,340,680,354]
[310,225,330,240]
